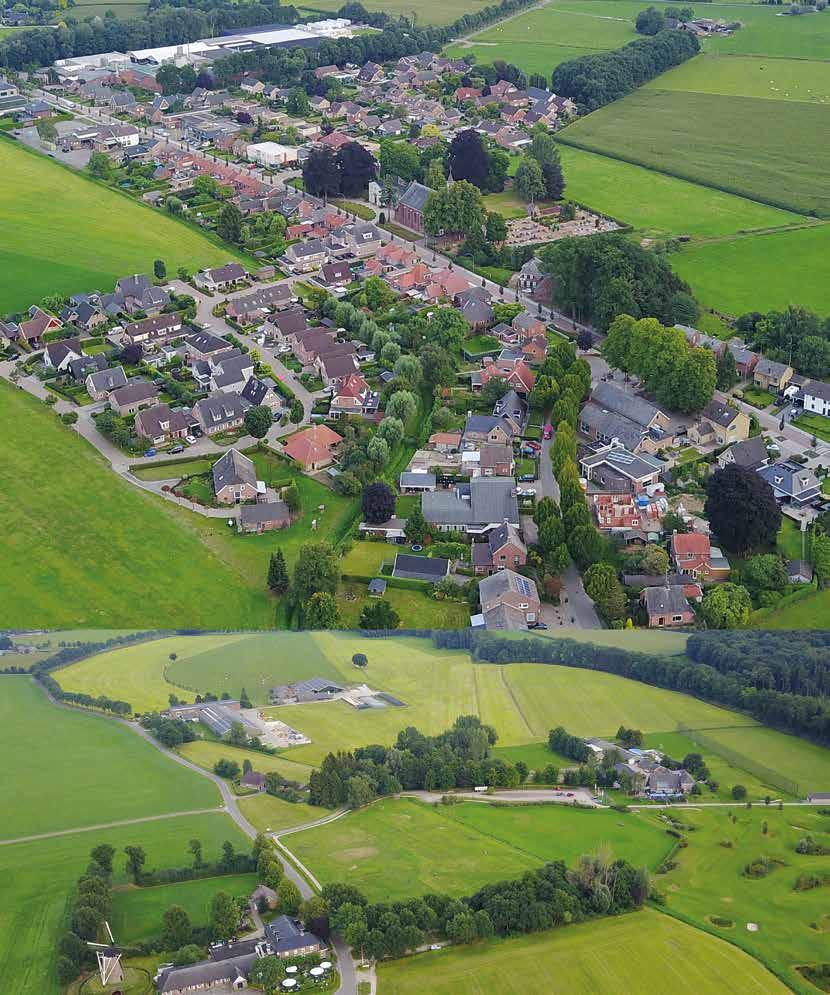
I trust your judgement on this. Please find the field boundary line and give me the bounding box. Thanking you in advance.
[0,807,224,847]
[498,666,535,739]
[272,836,323,891]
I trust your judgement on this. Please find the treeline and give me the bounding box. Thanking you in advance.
[141,710,200,747]
[552,29,700,111]
[37,673,132,715]
[549,725,591,762]
[735,306,830,380]
[309,716,526,808]
[539,234,697,332]
[56,844,117,986]
[326,854,649,961]
[468,631,830,747]
[687,631,830,699]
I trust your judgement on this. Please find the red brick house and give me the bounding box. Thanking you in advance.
[670,531,731,581]
[472,523,527,575]
[640,585,696,628]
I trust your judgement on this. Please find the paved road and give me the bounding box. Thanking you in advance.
[404,788,599,806]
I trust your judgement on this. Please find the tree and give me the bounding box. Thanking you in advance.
[705,466,781,554]
[214,757,241,779]
[424,156,446,190]
[87,152,114,181]
[56,956,79,985]
[742,554,787,596]
[364,275,395,312]
[305,591,341,630]
[485,211,507,243]
[210,891,239,941]
[583,563,619,603]
[346,773,376,809]
[386,389,417,423]
[124,846,146,884]
[405,504,427,543]
[640,544,669,575]
[447,911,478,944]
[283,482,300,514]
[568,524,607,569]
[292,542,339,602]
[716,348,739,390]
[90,844,115,873]
[732,784,747,800]
[286,87,310,116]
[288,398,304,423]
[162,905,192,950]
[701,583,752,629]
[393,354,423,389]
[249,955,286,992]
[189,838,204,868]
[514,156,545,205]
[359,599,400,629]
[379,139,421,182]
[635,5,665,32]
[268,549,290,594]
[481,376,511,406]
[352,652,368,669]
[337,141,378,196]
[244,405,272,439]
[165,196,183,215]
[377,416,404,448]
[154,259,167,281]
[217,203,243,243]
[362,482,396,524]
[303,146,341,198]
[448,129,490,189]
[423,180,485,237]
[278,879,302,915]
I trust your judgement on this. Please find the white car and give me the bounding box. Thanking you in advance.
[518,487,536,497]
[185,435,197,445]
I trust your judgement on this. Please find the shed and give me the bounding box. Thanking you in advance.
[368,578,387,596]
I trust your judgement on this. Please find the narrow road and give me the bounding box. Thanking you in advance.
[0,807,224,846]
[403,788,600,806]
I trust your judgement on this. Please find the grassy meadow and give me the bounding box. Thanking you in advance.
[298,0,486,26]
[752,586,830,629]
[0,383,271,629]
[0,813,249,995]
[237,793,323,833]
[650,804,830,994]
[0,138,249,314]
[111,872,258,944]
[0,678,219,839]
[288,796,673,901]
[377,907,792,995]
[177,740,316,783]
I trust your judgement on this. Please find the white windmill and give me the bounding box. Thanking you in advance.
[88,921,124,987]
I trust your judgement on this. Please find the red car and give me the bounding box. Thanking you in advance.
[543,424,553,440]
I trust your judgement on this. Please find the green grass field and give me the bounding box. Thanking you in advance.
[558,145,802,238]
[794,411,830,443]
[499,627,688,653]
[299,0,486,26]
[0,678,220,839]
[650,804,830,994]
[0,138,249,314]
[648,53,830,104]
[752,585,830,629]
[288,796,673,901]
[66,0,147,19]
[558,88,830,217]
[670,223,830,314]
[377,907,791,995]
[237,793,322,833]
[704,3,830,60]
[0,383,270,629]
[177,740,315,782]
[0,813,249,995]
[112,872,258,944]
[334,580,471,629]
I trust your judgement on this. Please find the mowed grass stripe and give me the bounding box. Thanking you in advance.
[0,138,251,313]
[558,88,830,216]
[0,678,219,838]
[377,907,791,995]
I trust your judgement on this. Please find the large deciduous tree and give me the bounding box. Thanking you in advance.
[337,141,378,197]
[361,481,396,524]
[705,465,781,554]
[448,129,490,189]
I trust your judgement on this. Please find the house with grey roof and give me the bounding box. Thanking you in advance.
[399,471,436,493]
[212,448,257,504]
[193,392,249,436]
[580,444,664,495]
[472,521,527,575]
[689,400,750,447]
[758,460,821,506]
[579,382,672,455]
[211,353,255,393]
[185,330,232,361]
[106,273,169,315]
[479,568,540,629]
[393,180,432,233]
[86,364,127,400]
[493,388,528,434]
[462,414,515,449]
[195,263,248,292]
[803,380,830,418]
[69,353,108,382]
[109,380,159,415]
[754,358,793,393]
[717,435,769,472]
[284,237,329,273]
[392,552,450,582]
[640,585,695,627]
[135,402,189,445]
[422,477,519,533]
[44,337,83,371]
[240,500,291,533]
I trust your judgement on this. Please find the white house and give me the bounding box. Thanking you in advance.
[246,141,300,168]
[803,381,830,418]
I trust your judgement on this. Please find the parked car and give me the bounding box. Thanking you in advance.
[170,444,184,454]
[543,424,553,440]
[185,434,197,444]
[144,448,157,457]
[529,621,548,630]
[517,487,536,497]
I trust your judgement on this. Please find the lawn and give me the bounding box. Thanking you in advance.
[558,89,830,217]
[111,872,258,944]
[0,678,220,839]
[704,2,830,60]
[752,586,830,629]
[0,812,249,995]
[794,411,830,443]
[332,199,375,220]
[0,138,250,314]
[739,386,776,409]
[498,627,689,654]
[492,741,574,771]
[237,793,322,833]
[289,798,673,902]
[777,517,807,561]
[558,145,801,239]
[340,541,398,577]
[648,804,830,994]
[670,224,830,315]
[0,383,270,629]
[130,457,217,482]
[334,580,471,629]
[378,907,791,995]
[177,740,316,782]
[482,189,532,220]
[299,0,484,25]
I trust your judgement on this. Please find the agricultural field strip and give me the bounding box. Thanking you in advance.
[0,807,224,847]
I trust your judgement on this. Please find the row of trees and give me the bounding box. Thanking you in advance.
[302,142,378,198]
[309,716,527,807]
[326,852,649,962]
[55,845,116,985]
[735,305,830,380]
[548,725,591,762]
[469,631,830,745]
[602,314,716,413]
[551,29,700,110]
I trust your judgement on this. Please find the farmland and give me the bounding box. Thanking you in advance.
[111,872,258,944]
[0,138,249,314]
[177,740,315,783]
[298,0,486,26]
[669,223,830,314]
[649,804,830,994]
[0,677,219,839]
[288,796,673,901]
[558,145,801,239]
[0,382,271,629]
[558,89,830,218]
[237,793,323,833]
[378,907,792,995]
[0,813,250,995]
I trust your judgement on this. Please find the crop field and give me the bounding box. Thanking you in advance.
[299,0,487,26]
[558,89,830,218]
[0,383,270,629]
[0,139,250,314]
[177,740,315,782]
[648,53,830,104]
[288,797,672,901]
[649,805,830,994]
[0,813,249,995]
[499,627,688,654]
[669,223,830,314]
[378,907,791,995]
[558,144,801,238]
[0,678,219,839]
[237,793,322,833]
[67,0,147,19]
[703,4,830,60]
[111,872,258,943]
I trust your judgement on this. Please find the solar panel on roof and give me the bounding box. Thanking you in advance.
[515,577,532,596]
